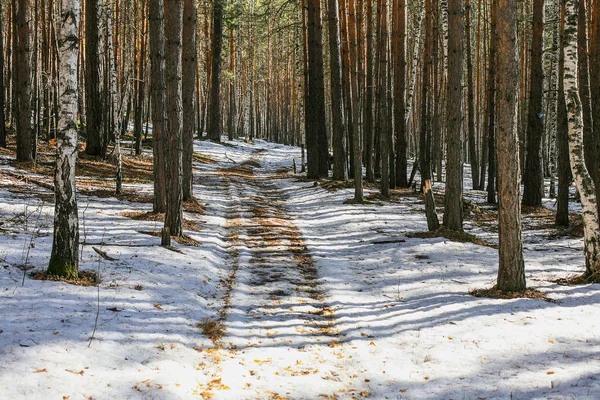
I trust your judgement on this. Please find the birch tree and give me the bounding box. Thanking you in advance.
[465,0,478,190]
[556,0,570,227]
[327,0,347,181]
[562,0,600,280]
[48,0,81,279]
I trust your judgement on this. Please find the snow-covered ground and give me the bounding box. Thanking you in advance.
[0,138,598,399]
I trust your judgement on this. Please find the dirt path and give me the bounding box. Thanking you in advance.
[195,150,366,399]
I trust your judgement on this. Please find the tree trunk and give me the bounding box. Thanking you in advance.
[164,0,184,237]
[485,1,497,204]
[207,0,223,142]
[405,5,424,148]
[182,0,196,201]
[149,0,167,213]
[227,26,236,141]
[84,0,104,157]
[48,0,80,279]
[563,0,600,280]
[546,0,559,199]
[465,0,478,190]
[0,0,6,148]
[14,0,33,161]
[343,0,355,179]
[133,0,147,156]
[556,0,570,227]
[590,0,600,216]
[393,0,408,188]
[495,0,525,293]
[364,0,375,183]
[377,0,390,197]
[103,3,122,195]
[421,0,439,231]
[306,0,328,179]
[443,0,464,231]
[522,0,545,207]
[577,0,596,200]
[327,0,347,181]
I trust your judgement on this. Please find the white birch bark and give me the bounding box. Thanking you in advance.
[563,0,600,278]
[104,3,123,195]
[547,0,560,198]
[404,3,424,128]
[48,0,81,278]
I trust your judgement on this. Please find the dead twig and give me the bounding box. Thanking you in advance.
[92,247,117,261]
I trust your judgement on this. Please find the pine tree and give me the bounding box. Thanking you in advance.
[443,0,464,231]
[14,0,33,161]
[495,0,525,292]
[164,0,184,238]
[182,0,197,200]
[306,0,329,179]
[522,0,545,207]
[84,0,104,157]
[149,0,167,213]
[207,0,224,142]
[0,0,6,148]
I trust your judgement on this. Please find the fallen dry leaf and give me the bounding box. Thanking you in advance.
[33,368,47,373]
[65,369,84,375]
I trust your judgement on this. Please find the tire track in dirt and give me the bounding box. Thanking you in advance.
[221,150,338,347]
[194,149,367,399]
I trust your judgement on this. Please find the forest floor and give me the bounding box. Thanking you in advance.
[0,138,599,400]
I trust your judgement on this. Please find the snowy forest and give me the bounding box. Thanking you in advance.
[1,0,600,398]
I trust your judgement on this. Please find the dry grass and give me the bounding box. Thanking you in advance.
[463,199,497,222]
[218,165,254,179]
[120,211,201,232]
[554,271,600,285]
[320,179,355,192]
[548,215,584,238]
[183,198,206,214]
[196,318,225,343]
[10,141,153,184]
[30,269,99,286]
[121,211,163,222]
[84,189,154,203]
[407,227,497,249]
[241,159,261,168]
[137,230,200,246]
[193,153,218,165]
[470,286,553,302]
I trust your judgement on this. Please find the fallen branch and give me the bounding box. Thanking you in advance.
[372,239,407,245]
[92,247,118,261]
[82,241,154,248]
